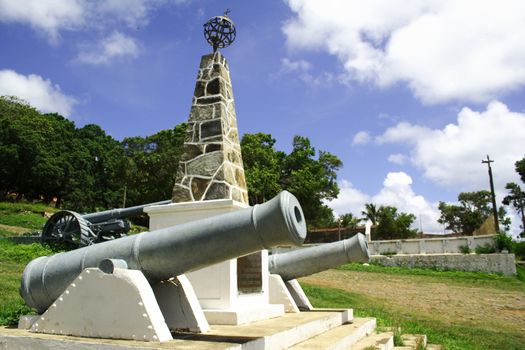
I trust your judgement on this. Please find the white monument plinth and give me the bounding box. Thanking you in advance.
[145,199,284,325]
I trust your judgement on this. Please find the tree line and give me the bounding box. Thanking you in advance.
[0,96,344,228]
[2,95,523,237]
[0,96,185,212]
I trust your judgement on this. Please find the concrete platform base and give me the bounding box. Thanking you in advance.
[0,309,439,349]
[203,304,284,325]
[1,309,351,350]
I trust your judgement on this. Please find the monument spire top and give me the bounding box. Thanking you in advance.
[203,11,236,52]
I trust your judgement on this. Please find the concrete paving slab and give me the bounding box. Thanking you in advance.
[287,317,376,350]
[352,331,394,350]
[1,310,352,350]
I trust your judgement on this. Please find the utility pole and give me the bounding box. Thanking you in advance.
[482,155,500,232]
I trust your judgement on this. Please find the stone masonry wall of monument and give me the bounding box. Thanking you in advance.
[172,52,249,205]
[172,52,261,293]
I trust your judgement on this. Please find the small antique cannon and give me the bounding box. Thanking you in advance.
[21,191,306,313]
[268,233,369,281]
[41,200,171,247]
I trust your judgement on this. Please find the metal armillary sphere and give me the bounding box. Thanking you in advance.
[203,10,236,52]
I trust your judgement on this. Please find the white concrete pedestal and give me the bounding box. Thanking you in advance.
[145,199,285,325]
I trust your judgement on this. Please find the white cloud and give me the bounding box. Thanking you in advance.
[352,131,371,145]
[327,173,442,233]
[281,58,312,73]
[327,179,371,217]
[372,172,441,232]
[0,0,84,42]
[0,70,77,117]
[377,101,525,193]
[388,153,407,165]
[76,31,140,65]
[283,0,525,104]
[0,0,163,42]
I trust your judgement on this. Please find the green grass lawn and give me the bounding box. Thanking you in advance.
[0,202,57,232]
[0,240,56,326]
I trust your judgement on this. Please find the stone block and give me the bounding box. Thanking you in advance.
[187,152,223,177]
[172,185,192,202]
[200,119,223,139]
[205,143,222,153]
[191,177,211,201]
[197,96,222,105]
[190,104,215,121]
[194,81,205,98]
[206,78,224,96]
[181,144,203,161]
[204,182,230,200]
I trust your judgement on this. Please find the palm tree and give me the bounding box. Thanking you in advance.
[339,213,362,229]
[361,203,379,225]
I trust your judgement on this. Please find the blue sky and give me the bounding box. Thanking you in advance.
[1,0,525,234]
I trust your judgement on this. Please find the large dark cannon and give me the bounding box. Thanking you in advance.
[41,200,171,247]
[268,233,369,281]
[21,191,306,313]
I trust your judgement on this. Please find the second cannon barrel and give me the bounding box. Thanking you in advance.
[268,233,369,281]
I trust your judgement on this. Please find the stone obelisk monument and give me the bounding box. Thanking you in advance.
[171,51,248,205]
[146,13,283,325]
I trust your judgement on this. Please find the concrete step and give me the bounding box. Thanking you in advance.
[425,344,443,350]
[351,331,394,350]
[207,309,353,350]
[287,317,376,350]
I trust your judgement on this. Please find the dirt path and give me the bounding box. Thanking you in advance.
[0,223,28,234]
[300,269,525,333]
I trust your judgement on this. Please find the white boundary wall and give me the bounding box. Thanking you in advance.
[368,235,496,255]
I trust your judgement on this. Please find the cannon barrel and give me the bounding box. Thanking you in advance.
[21,191,306,313]
[82,199,172,223]
[268,233,369,281]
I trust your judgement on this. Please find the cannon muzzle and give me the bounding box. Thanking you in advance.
[268,233,369,281]
[21,191,306,313]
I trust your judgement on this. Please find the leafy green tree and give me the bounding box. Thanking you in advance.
[282,136,342,228]
[375,205,417,240]
[0,96,75,203]
[122,124,186,207]
[516,158,525,183]
[240,133,284,204]
[438,191,493,235]
[502,159,525,238]
[61,124,127,211]
[339,213,362,230]
[241,133,342,228]
[361,203,379,225]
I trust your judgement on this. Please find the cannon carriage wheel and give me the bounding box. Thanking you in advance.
[41,211,95,247]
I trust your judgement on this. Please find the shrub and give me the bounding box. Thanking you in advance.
[475,243,496,254]
[513,241,525,260]
[0,302,34,326]
[459,244,471,254]
[494,232,513,252]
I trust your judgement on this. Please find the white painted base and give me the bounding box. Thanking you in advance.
[285,279,313,311]
[268,274,299,313]
[204,304,284,325]
[152,274,210,333]
[29,268,173,342]
[146,199,281,323]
